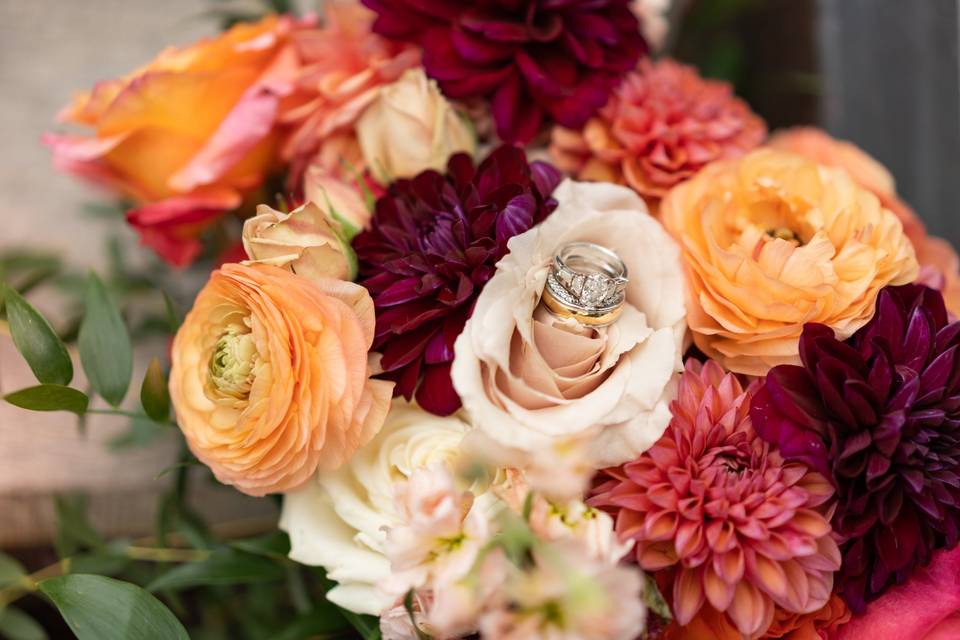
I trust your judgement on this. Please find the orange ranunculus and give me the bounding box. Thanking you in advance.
[664,596,851,640]
[660,149,918,376]
[169,263,393,496]
[279,0,420,184]
[45,16,306,266]
[766,595,851,639]
[770,127,960,316]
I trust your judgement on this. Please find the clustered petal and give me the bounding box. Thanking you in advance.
[353,146,562,415]
[751,284,960,612]
[360,0,647,143]
[551,59,766,209]
[591,360,840,638]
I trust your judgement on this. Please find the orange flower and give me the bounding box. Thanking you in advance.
[46,16,305,266]
[169,263,393,496]
[765,595,851,639]
[280,0,420,182]
[660,149,918,375]
[550,59,766,211]
[664,596,850,640]
[770,127,960,316]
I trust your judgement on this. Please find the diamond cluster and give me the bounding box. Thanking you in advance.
[547,273,623,310]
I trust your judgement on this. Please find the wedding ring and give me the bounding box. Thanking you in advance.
[541,242,628,327]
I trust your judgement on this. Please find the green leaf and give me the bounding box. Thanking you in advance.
[3,285,72,385]
[108,417,165,451]
[272,605,348,640]
[53,495,103,558]
[229,531,291,559]
[0,551,26,589]
[0,607,47,640]
[140,358,170,422]
[39,574,188,640]
[161,291,181,333]
[146,549,285,592]
[340,610,381,640]
[78,273,132,406]
[642,571,672,621]
[4,385,88,415]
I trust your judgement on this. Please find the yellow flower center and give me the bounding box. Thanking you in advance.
[209,324,257,399]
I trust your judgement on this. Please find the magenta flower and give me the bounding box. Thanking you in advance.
[590,360,840,638]
[353,146,561,416]
[360,0,647,143]
[751,284,960,612]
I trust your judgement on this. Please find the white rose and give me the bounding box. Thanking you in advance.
[451,180,687,468]
[356,68,476,181]
[279,402,473,615]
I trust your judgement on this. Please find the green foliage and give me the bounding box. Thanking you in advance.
[3,286,73,385]
[78,273,133,406]
[141,358,171,422]
[0,607,47,640]
[146,549,286,592]
[39,575,189,640]
[0,552,26,590]
[341,610,382,640]
[53,495,105,558]
[3,385,88,416]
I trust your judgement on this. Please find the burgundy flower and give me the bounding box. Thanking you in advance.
[360,0,647,143]
[353,146,561,415]
[751,284,960,612]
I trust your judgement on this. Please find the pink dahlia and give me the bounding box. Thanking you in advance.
[751,284,960,612]
[550,59,766,209]
[590,360,840,639]
[353,146,561,416]
[360,0,647,144]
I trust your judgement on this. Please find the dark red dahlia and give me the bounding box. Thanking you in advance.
[360,0,647,143]
[353,145,561,415]
[751,284,960,612]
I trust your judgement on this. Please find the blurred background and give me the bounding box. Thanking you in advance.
[0,0,958,635]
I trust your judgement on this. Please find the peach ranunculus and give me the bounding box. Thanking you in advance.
[45,15,305,266]
[769,127,960,317]
[169,263,393,496]
[241,202,356,282]
[451,179,687,469]
[660,148,919,376]
[280,0,420,183]
[356,68,476,182]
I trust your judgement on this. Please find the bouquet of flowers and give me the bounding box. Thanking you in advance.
[5,1,960,639]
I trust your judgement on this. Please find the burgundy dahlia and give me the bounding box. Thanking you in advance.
[360,0,647,143]
[751,284,960,612]
[353,145,561,415]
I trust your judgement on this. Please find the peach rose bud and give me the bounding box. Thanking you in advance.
[242,202,356,282]
[356,68,476,182]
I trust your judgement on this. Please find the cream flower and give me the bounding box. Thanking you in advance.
[279,402,475,614]
[356,68,476,181]
[451,179,687,468]
[242,202,355,282]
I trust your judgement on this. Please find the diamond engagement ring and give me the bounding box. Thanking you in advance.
[541,242,629,327]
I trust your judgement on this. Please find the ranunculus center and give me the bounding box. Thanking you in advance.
[209,324,257,399]
[730,197,818,248]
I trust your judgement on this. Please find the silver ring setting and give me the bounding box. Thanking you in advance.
[541,242,629,327]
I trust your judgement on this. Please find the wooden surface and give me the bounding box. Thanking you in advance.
[817,0,960,244]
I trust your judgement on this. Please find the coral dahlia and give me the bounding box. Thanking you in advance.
[353,146,561,415]
[550,59,766,209]
[751,284,960,612]
[590,360,840,639]
[360,0,647,143]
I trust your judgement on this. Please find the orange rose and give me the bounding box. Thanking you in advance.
[169,263,393,496]
[770,127,960,317]
[45,16,304,266]
[661,149,918,375]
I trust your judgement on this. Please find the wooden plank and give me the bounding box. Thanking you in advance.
[817,0,960,243]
